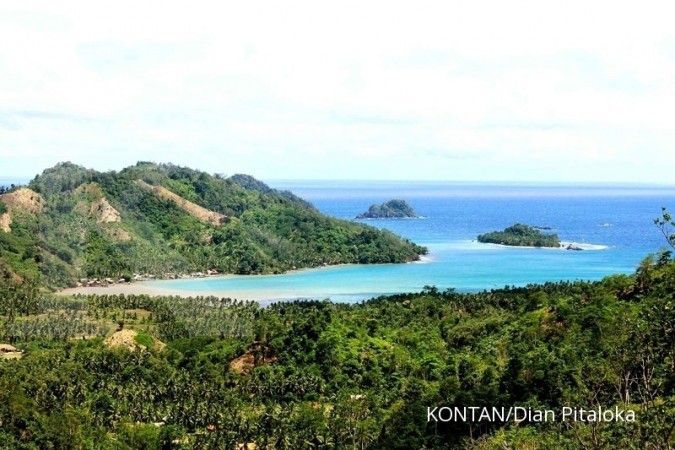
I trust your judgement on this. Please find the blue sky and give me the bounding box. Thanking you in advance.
[1,1,675,183]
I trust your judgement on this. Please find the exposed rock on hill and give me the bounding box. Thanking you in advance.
[0,188,45,214]
[135,179,227,226]
[90,197,121,223]
[0,187,45,233]
[104,329,165,352]
[0,343,23,360]
[0,213,10,233]
[230,342,277,375]
[73,182,123,225]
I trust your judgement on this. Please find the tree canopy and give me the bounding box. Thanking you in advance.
[477,223,561,248]
[1,162,425,287]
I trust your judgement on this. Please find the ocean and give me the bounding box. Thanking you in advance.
[143,181,675,302]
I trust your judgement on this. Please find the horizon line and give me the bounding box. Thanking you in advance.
[265,179,675,187]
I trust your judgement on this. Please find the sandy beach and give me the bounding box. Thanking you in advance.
[57,255,435,300]
[57,281,279,300]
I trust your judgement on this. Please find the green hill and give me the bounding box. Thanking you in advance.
[0,162,426,287]
[0,253,672,448]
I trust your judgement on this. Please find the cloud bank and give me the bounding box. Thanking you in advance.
[1,1,674,182]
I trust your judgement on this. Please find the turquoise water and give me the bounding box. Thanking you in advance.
[147,182,675,303]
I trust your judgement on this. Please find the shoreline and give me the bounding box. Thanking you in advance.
[57,255,433,299]
[475,240,608,251]
[57,282,272,300]
[56,281,405,302]
[55,243,616,300]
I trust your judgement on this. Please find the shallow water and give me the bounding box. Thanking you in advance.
[143,181,675,302]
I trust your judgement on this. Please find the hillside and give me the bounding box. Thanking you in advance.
[0,162,426,287]
[0,254,672,448]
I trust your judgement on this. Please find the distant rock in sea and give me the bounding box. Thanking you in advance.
[564,243,583,251]
[356,199,419,219]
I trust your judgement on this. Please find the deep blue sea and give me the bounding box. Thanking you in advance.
[143,181,675,302]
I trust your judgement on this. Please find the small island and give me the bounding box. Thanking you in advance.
[477,223,561,248]
[356,199,418,219]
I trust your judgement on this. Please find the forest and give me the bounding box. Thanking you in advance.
[477,224,561,248]
[0,162,425,288]
[0,248,673,448]
[0,176,673,448]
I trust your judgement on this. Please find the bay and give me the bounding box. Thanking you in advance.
[141,181,675,302]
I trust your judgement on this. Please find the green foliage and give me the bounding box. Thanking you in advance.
[1,259,673,448]
[654,207,675,250]
[0,200,7,214]
[13,162,425,287]
[477,223,561,247]
[83,230,129,277]
[133,331,154,349]
[0,216,41,283]
[29,161,97,195]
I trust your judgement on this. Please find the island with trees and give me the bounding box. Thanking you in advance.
[356,199,419,219]
[477,223,561,247]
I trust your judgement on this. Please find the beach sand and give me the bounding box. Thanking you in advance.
[56,280,345,302]
[58,255,434,300]
[57,282,247,299]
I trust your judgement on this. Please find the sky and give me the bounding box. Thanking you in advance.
[1,1,675,183]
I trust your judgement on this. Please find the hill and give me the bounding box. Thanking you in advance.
[477,223,561,247]
[356,199,418,219]
[0,162,426,287]
[0,253,672,448]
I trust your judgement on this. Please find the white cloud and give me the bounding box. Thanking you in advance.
[1,0,674,182]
